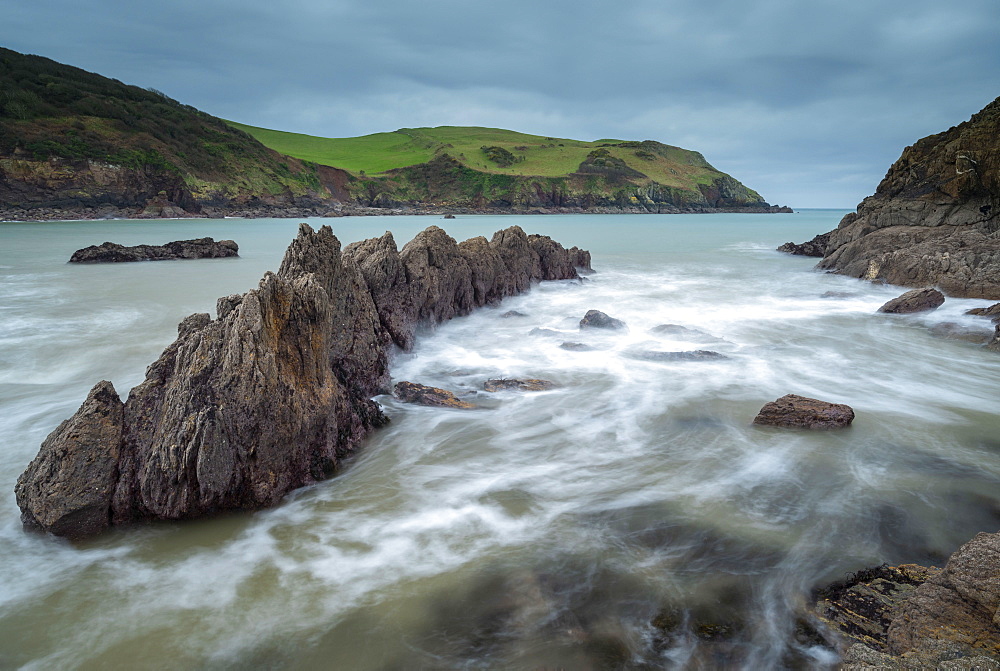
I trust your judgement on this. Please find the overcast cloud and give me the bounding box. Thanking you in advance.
[4,0,998,207]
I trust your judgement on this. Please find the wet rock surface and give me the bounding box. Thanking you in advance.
[967,302,1000,322]
[877,287,945,314]
[650,324,724,341]
[814,532,1000,669]
[483,378,555,392]
[69,237,239,263]
[816,96,1000,299]
[579,310,626,330]
[752,394,855,429]
[393,381,475,409]
[927,322,993,344]
[16,223,588,538]
[777,232,830,257]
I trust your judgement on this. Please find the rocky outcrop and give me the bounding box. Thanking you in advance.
[69,237,239,263]
[817,96,1000,299]
[16,223,589,538]
[392,382,475,409]
[752,394,855,429]
[815,532,1000,668]
[877,288,945,314]
[579,310,626,330]
[777,232,830,257]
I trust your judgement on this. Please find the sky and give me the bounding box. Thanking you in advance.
[3,0,999,208]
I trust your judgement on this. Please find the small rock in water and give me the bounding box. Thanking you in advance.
[580,310,626,330]
[820,291,856,299]
[483,378,555,392]
[987,324,1000,353]
[877,288,945,314]
[529,327,561,337]
[560,342,595,351]
[393,381,475,409]
[500,310,527,318]
[752,394,854,429]
[443,213,456,219]
[630,350,728,362]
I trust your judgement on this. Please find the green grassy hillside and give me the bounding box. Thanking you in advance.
[227,122,768,210]
[0,47,347,210]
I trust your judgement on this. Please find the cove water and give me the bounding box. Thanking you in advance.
[2,211,999,669]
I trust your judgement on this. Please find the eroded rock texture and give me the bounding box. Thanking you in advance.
[752,394,855,429]
[69,237,239,263]
[815,532,1000,669]
[16,223,590,538]
[817,96,1000,299]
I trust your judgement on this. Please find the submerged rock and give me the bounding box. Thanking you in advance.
[877,288,945,314]
[393,381,475,409]
[500,310,527,318]
[560,342,595,351]
[650,324,723,341]
[69,237,238,263]
[629,349,728,362]
[17,223,588,538]
[483,378,555,392]
[777,232,830,257]
[927,322,993,344]
[752,394,855,429]
[579,310,626,330]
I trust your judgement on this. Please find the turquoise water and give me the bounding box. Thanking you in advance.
[2,211,999,669]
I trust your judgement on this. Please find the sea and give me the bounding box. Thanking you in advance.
[1,211,999,669]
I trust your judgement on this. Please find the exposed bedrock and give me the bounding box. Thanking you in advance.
[69,237,239,263]
[814,531,1000,668]
[815,96,1000,299]
[16,223,590,538]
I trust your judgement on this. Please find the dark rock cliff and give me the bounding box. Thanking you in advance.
[15,223,591,539]
[817,96,1000,299]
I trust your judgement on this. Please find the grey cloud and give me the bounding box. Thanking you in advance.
[2,0,999,206]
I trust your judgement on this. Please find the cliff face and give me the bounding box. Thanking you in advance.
[15,224,591,539]
[818,96,1000,298]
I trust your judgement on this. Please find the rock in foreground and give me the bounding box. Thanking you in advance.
[69,237,239,263]
[814,532,1000,668]
[17,223,588,538]
[752,394,855,429]
[877,288,945,314]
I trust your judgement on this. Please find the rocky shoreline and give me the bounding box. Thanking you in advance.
[15,223,590,539]
[0,201,793,223]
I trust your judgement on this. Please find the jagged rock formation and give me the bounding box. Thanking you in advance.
[816,96,1000,299]
[69,237,239,263]
[877,287,945,314]
[776,232,830,257]
[15,223,590,539]
[752,394,855,429]
[814,532,1000,668]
